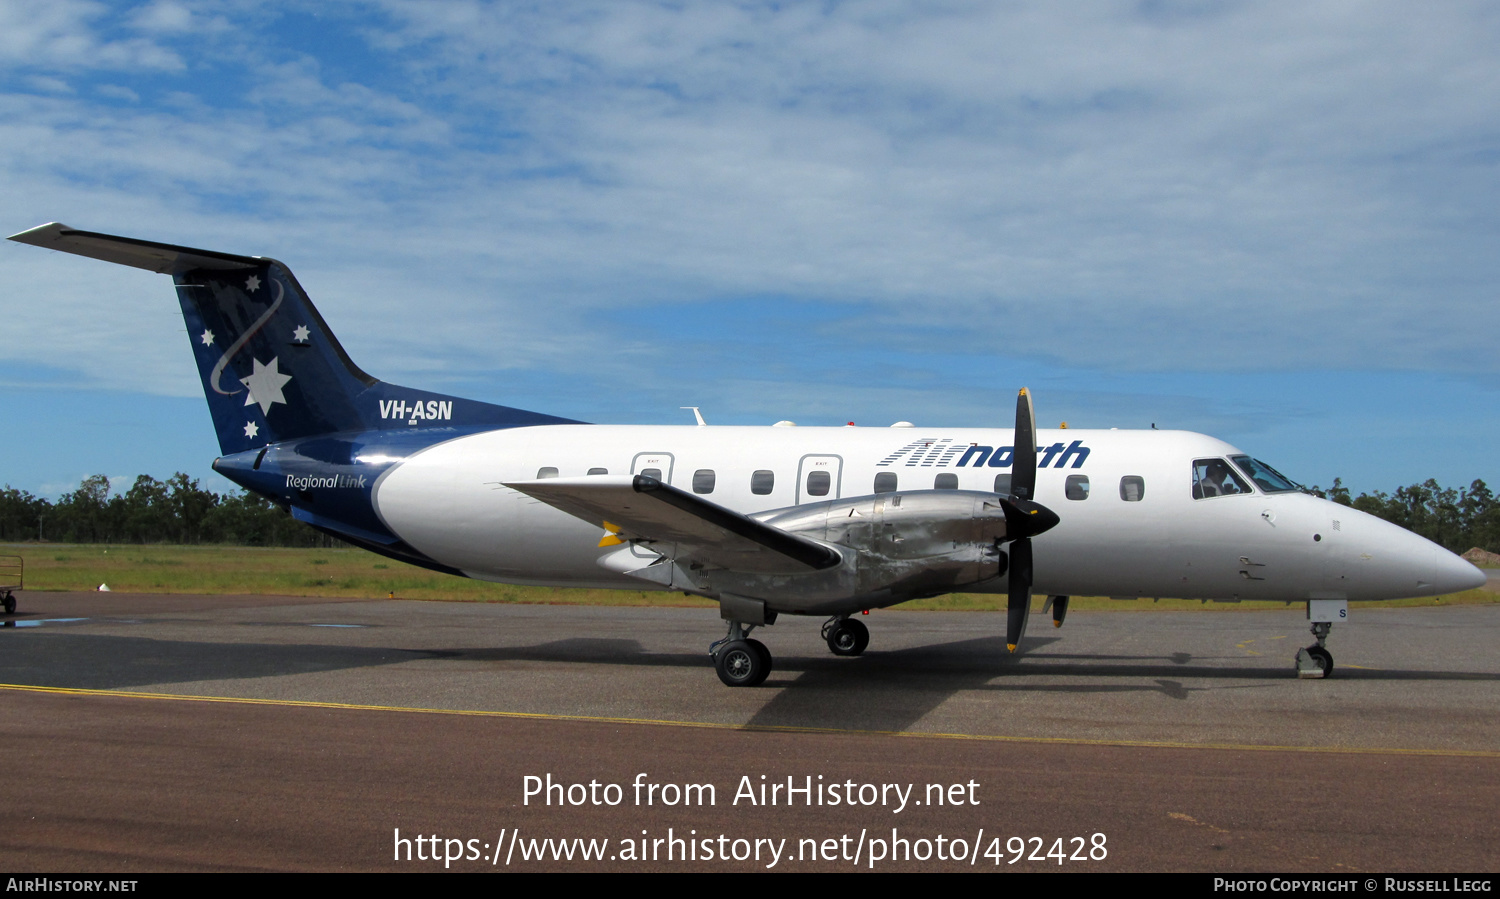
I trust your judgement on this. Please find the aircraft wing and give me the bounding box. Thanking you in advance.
[504,475,841,573]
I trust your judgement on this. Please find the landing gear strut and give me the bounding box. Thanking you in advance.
[710,620,771,687]
[1296,621,1334,679]
[822,616,869,656]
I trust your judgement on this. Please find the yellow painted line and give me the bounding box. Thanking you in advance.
[4,681,1499,759]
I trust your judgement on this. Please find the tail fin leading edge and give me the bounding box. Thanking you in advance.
[10,223,578,455]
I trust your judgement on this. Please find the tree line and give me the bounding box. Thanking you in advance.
[0,474,343,547]
[1305,478,1498,555]
[0,472,1496,554]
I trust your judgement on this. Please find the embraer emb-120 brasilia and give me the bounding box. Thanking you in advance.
[11,223,1486,686]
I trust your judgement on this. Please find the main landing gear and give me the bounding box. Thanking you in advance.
[709,614,877,686]
[822,615,869,656]
[1295,621,1334,679]
[710,620,771,687]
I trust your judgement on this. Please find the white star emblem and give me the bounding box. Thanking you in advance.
[200,329,215,346]
[240,356,293,415]
[292,325,310,343]
[246,275,261,292]
[244,421,259,438]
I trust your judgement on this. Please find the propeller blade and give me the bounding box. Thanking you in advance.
[1006,536,1033,652]
[1012,387,1037,502]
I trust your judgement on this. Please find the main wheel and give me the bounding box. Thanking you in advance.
[1306,645,1334,678]
[715,640,770,687]
[2,593,13,615]
[826,618,869,656]
[745,638,772,679]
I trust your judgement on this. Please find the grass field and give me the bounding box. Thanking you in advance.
[2,543,1492,612]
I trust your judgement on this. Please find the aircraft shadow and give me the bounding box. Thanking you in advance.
[443,633,1500,735]
[0,631,451,692]
[9,628,1495,739]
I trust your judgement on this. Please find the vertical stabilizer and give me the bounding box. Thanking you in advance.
[10,223,578,455]
[176,260,377,454]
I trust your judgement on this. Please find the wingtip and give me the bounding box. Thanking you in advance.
[7,222,68,244]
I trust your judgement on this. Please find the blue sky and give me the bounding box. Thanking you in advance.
[1,1,1496,501]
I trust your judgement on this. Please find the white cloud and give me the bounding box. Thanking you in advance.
[129,0,195,34]
[2,0,1498,414]
[0,0,183,71]
[24,74,72,93]
[95,83,140,102]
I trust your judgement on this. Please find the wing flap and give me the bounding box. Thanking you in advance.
[505,475,841,573]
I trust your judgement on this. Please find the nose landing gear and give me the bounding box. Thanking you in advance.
[1296,621,1334,678]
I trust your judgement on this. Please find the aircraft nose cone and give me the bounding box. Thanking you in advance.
[1434,549,1488,595]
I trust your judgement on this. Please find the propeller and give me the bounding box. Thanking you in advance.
[1003,387,1059,652]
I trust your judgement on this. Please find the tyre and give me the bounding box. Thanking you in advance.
[826,618,869,656]
[715,640,769,687]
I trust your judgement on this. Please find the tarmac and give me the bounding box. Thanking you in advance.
[2,590,1497,872]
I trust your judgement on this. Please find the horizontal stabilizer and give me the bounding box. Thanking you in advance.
[9,223,260,273]
[506,475,841,573]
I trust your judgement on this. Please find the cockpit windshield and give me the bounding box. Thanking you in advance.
[1229,455,1302,494]
[1192,458,1253,499]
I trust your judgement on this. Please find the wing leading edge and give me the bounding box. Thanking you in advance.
[504,475,841,573]
[9,222,262,273]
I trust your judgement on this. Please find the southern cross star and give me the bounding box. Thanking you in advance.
[200,329,214,346]
[246,275,261,292]
[240,357,292,415]
[292,325,311,343]
[244,421,259,438]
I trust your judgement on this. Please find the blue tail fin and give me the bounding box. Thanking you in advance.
[11,223,578,454]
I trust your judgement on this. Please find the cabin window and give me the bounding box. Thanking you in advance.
[1065,474,1090,500]
[806,470,831,497]
[873,472,898,494]
[587,467,608,476]
[692,469,716,494]
[639,467,663,481]
[934,473,958,490]
[1119,475,1145,502]
[536,467,559,479]
[1192,458,1252,499]
[993,473,1012,495]
[751,470,775,495]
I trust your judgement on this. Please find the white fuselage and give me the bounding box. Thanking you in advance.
[370,424,1482,611]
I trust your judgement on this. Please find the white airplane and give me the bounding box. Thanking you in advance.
[11,223,1486,685]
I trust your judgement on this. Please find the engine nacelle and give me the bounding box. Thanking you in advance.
[703,490,1014,614]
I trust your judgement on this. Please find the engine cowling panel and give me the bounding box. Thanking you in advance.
[700,490,1014,614]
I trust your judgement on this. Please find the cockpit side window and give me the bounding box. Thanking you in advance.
[1229,455,1301,494]
[1192,458,1253,499]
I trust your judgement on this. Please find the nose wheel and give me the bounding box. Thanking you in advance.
[1295,621,1334,678]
